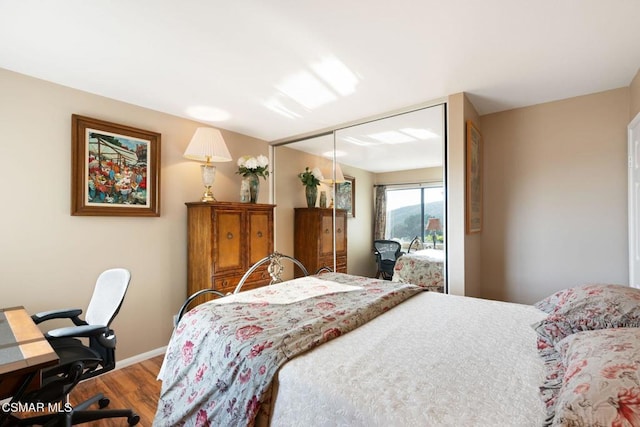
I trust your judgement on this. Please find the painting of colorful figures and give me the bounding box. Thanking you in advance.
[71,115,160,217]
[87,130,149,206]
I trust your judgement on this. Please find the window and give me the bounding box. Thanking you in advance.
[385,185,444,248]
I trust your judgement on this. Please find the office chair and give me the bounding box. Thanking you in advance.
[373,240,403,280]
[15,268,139,426]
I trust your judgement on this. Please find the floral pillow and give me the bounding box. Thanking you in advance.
[532,284,640,349]
[534,284,640,314]
[551,328,640,426]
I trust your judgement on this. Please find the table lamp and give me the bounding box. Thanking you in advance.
[426,217,442,248]
[183,127,232,202]
[321,163,345,208]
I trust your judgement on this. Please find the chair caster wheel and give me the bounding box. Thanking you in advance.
[98,397,110,409]
[128,414,140,425]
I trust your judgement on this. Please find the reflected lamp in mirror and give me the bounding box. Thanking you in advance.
[426,217,442,249]
[183,127,232,202]
[320,163,345,208]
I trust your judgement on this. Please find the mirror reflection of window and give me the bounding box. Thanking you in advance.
[385,186,444,250]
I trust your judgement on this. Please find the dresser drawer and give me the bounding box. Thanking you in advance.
[213,267,270,294]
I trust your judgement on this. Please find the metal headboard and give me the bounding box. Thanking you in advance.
[234,252,309,294]
[407,236,423,253]
[175,288,225,326]
[176,253,331,326]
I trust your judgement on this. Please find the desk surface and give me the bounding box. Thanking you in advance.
[0,306,58,399]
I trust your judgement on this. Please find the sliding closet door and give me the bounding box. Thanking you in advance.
[629,112,640,288]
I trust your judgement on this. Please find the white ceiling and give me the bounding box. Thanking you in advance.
[1,1,639,146]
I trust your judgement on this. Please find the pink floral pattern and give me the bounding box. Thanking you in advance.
[534,285,640,424]
[392,250,444,292]
[534,284,640,314]
[154,273,422,426]
[534,284,640,348]
[552,328,640,426]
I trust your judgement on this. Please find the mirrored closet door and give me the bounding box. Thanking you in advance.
[273,103,447,291]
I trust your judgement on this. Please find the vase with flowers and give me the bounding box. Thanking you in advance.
[298,167,323,208]
[237,155,269,203]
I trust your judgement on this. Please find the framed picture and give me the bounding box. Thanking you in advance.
[71,115,161,216]
[466,120,482,233]
[335,175,355,218]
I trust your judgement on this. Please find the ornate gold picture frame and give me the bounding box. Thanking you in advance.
[71,115,161,216]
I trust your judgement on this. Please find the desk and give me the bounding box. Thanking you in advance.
[0,306,58,423]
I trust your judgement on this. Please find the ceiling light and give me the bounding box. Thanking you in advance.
[311,57,359,96]
[322,150,347,158]
[276,71,337,109]
[368,131,416,144]
[185,106,231,122]
[400,128,439,140]
[263,97,302,119]
[342,136,375,146]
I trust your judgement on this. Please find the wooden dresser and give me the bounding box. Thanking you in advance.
[294,207,347,277]
[186,202,275,301]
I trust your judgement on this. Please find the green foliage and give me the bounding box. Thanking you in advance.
[388,202,444,241]
[298,167,322,187]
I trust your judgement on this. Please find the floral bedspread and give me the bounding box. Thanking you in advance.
[392,249,444,292]
[154,273,422,427]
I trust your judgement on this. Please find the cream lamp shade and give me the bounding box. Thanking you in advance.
[183,127,232,202]
[321,163,345,208]
[320,162,345,184]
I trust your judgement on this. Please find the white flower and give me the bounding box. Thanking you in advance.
[244,157,258,169]
[311,167,324,181]
[257,155,269,168]
[237,154,269,179]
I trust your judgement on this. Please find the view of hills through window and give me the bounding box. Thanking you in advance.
[386,186,444,246]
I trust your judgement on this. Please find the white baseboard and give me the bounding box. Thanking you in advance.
[115,346,166,370]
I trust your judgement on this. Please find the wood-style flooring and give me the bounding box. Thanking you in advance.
[12,355,163,426]
[70,355,163,426]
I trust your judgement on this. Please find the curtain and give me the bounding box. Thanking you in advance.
[373,185,387,240]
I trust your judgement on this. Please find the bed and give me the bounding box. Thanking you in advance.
[155,264,640,427]
[392,248,444,292]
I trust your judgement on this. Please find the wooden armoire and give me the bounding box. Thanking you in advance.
[294,207,347,277]
[186,202,275,301]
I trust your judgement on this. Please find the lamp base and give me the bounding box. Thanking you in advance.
[200,165,217,202]
[201,186,216,202]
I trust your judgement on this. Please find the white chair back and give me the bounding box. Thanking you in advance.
[85,268,131,326]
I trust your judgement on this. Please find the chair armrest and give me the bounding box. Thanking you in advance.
[31,308,85,325]
[45,324,109,339]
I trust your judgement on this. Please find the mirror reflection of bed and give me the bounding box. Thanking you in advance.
[273,103,447,291]
[394,246,445,293]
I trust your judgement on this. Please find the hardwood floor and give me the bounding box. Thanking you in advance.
[12,355,163,426]
[69,355,164,426]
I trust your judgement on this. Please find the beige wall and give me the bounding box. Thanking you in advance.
[447,93,466,296]
[447,93,482,296]
[0,68,270,360]
[375,167,443,185]
[340,164,376,277]
[631,68,640,120]
[480,88,629,304]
